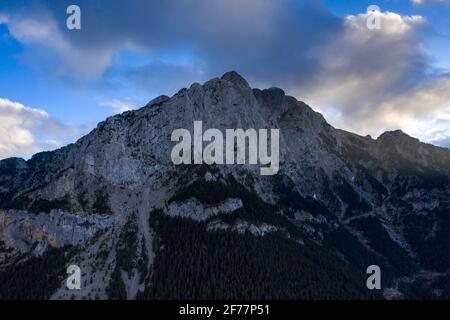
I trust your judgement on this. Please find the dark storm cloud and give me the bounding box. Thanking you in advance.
[1,0,345,88]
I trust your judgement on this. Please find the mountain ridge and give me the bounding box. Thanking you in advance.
[1,71,450,300]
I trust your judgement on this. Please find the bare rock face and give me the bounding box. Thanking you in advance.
[166,198,243,221]
[1,71,450,300]
[0,210,115,252]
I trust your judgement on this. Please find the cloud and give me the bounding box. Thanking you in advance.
[0,7,114,80]
[0,98,83,159]
[0,1,344,84]
[300,10,450,149]
[371,77,450,145]
[0,0,282,80]
[411,0,450,5]
[115,61,206,96]
[297,11,431,133]
[0,14,8,24]
[100,99,135,113]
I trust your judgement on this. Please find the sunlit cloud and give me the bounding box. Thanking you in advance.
[411,0,450,5]
[0,98,84,159]
[100,99,136,113]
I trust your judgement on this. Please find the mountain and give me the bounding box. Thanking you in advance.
[1,71,450,299]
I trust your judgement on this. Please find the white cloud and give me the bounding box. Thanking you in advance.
[0,98,82,159]
[296,11,450,147]
[0,14,8,24]
[345,11,425,35]
[100,99,136,113]
[373,77,450,144]
[411,0,450,5]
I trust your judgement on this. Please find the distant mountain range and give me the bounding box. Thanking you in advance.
[1,71,450,299]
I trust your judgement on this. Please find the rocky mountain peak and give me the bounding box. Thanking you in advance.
[377,129,418,143]
[145,95,170,108]
[220,70,250,89]
[253,87,286,106]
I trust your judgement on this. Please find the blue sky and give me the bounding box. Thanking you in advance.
[1,0,450,159]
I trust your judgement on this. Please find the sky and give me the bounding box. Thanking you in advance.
[0,0,450,159]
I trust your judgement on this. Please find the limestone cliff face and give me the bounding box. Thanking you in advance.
[0,210,114,253]
[1,71,450,299]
